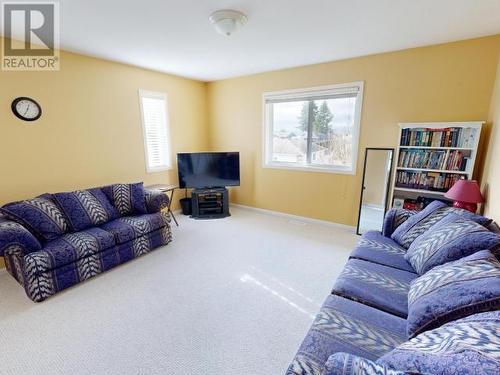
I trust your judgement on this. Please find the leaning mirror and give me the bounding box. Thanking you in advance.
[356,148,394,235]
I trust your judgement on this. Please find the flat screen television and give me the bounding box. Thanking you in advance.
[177,152,240,189]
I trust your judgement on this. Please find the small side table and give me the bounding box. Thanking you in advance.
[146,184,179,226]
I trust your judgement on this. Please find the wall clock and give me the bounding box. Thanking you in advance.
[11,97,42,121]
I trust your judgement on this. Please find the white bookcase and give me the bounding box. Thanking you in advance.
[390,121,483,209]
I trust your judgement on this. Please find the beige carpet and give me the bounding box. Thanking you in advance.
[0,207,357,375]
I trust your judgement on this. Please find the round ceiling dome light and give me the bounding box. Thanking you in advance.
[209,9,247,36]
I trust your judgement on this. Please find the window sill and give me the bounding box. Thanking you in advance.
[263,162,355,175]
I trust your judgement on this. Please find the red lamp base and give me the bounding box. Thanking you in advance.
[452,201,477,213]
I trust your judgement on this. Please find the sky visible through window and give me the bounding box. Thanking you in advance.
[273,98,355,134]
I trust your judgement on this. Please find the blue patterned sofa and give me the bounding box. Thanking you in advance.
[0,182,172,302]
[287,201,500,375]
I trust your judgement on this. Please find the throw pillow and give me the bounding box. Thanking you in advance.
[382,208,417,237]
[405,214,500,274]
[406,250,500,337]
[1,196,69,241]
[53,188,118,231]
[377,311,500,375]
[102,182,147,216]
[391,200,491,249]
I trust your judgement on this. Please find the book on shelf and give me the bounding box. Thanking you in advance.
[398,149,468,171]
[400,127,477,148]
[395,171,464,192]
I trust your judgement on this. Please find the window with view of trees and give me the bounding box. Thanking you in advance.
[263,82,364,174]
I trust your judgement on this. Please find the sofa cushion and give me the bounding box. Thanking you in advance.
[1,197,69,241]
[350,231,415,273]
[377,311,500,375]
[391,200,491,249]
[24,227,115,275]
[405,214,500,275]
[286,295,407,375]
[100,212,167,244]
[325,353,408,375]
[102,183,147,216]
[53,189,119,231]
[407,250,500,338]
[332,259,417,317]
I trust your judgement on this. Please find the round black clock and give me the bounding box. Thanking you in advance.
[11,97,42,121]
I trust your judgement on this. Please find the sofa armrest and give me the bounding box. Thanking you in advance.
[382,208,417,238]
[0,216,42,257]
[325,353,406,375]
[144,188,170,213]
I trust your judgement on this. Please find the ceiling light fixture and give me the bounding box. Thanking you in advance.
[209,9,247,36]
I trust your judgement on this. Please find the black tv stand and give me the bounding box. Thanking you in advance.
[191,187,230,219]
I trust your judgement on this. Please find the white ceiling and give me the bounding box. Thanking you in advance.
[6,0,500,81]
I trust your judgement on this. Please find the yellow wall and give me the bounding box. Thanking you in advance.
[0,41,209,268]
[481,57,500,222]
[0,42,208,205]
[208,35,500,226]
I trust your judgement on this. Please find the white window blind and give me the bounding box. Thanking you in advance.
[139,90,171,172]
[262,82,364,174]
[264,86,360,103]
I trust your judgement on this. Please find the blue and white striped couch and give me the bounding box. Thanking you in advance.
[287,204,500,375]
[0,183,172,302]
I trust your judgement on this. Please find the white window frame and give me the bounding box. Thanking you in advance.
[138,89,172,173]
[262,81,364,175]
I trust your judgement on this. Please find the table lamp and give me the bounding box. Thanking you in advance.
[444,179,484,213]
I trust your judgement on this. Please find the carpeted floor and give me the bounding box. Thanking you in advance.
[0,207,357,375]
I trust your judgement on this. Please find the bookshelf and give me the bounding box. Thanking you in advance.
[390,122,483,210]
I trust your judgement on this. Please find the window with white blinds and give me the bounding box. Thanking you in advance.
[139,90,171,172]
[263,82,364,174]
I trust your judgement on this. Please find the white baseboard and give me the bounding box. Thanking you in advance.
[231,204,356,232]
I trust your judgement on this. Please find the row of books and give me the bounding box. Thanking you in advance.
[395,171,464,192]
[400,127,478,148]
[445,151,469,171]
[398,150,469,171]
